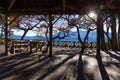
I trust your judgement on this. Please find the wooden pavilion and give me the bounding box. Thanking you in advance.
[0,0,120,57]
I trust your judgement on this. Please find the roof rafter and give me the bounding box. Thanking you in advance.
[7,0,16,11]
[0,0,120,15]
[106,0,115,9]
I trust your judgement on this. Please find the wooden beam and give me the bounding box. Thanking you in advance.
[48,14,53,57]
[8,15,19,25]
[63,0,66,10]
[0,14,5,23]
[7,9,120,16]
[106,0,115,9]
[8,0,16,11]
[5,14,9,55]
[96,12,102,59]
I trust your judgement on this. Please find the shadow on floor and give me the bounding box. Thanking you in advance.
[0,50,78,80]
[0,53,48,79]
[105,51,120,61]
[77,53,85,80]
[0,53,7,57]
[97,57,110,80]
[0,53,31,62]
[0,49,120,80]
[37,54,76,80]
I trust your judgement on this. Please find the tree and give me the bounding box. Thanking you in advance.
[118,15,120,49]
[34,15,69,53]
[63,14,96,54]
[100,14,109,50]
[9,15,44,40]
[103,14,119,50]
[110,14,118,50]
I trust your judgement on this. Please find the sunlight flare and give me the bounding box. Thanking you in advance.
[89,12,96,18]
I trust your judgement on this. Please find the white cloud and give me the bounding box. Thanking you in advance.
[11,29,36,36]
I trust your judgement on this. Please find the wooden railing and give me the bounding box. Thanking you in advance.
[8,40,96,54]
[8,40,46,54]
[53,41,96,48]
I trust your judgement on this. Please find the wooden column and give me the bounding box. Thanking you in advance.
[5,14,9,55]
[30,41,32,53]
[48,14,53,57]
[96,12,102,59]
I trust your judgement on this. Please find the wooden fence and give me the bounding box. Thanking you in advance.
[53,41,96,48]
[8,40,46,54]
[8,40,96,54]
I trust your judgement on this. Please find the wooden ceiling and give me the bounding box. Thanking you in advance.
[0,0,120,15]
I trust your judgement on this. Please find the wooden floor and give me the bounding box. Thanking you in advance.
[0,47,120,80]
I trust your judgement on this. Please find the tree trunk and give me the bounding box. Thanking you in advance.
[44,27,49,53]
[76,26,85,54]
[111,15,118,50]
[118,15,120,50]
[100,23,107,50]
[104,27,112,50]
[20,29,28,40]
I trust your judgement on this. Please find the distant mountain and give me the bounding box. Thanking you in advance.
[13,35,46,41]
[53,30,97,42]
[12,30,112,42]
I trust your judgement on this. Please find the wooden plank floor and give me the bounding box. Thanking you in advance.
[0,47,120,80]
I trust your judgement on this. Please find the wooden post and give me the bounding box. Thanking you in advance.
[5,14,9,55]
[96,12,102,59]
[12,40,15,54]
[48,14,53,57]
[30,40,32,53]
